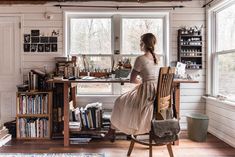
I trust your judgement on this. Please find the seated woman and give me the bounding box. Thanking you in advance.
[103,33,160,142]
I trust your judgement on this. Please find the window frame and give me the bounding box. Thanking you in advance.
[65,11,169,95]
[207,0,235,100]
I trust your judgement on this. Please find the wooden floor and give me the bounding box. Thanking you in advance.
[0,132,235,157]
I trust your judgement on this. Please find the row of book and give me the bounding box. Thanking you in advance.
[0,126,11,147]
[18,118,49,138]
[56,61,79,78]
[28,69,50,91]
[17,94,48,114]
[70,102,103,130]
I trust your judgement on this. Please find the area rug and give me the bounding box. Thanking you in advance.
[0,153,104,157]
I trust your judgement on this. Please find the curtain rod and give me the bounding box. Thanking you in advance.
[54,4,184,9]
[202,0,215,8]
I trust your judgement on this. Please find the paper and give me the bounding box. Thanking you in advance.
[176,62,186,77]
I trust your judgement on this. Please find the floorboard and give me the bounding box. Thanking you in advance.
[0,132,235,157]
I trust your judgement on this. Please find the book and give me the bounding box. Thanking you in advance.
[0,127,9,139]
[0,134,11,147]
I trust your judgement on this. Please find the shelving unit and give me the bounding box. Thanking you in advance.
[16,91,52,139]
[177,29,203,69]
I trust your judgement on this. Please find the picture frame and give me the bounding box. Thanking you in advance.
[24,34,30,43]
[45,44,51,52]
[49,37,58,43]
[31,30,40,36]
[23,44,30,52]
[31,37,40,43]
[38,44,45,52]
[30,44,37,52]
[40,37,49,43]
[51,44,57,52]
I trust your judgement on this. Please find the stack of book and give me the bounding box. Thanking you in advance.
[70,102,103,130]
[18,118,49,138]
[0,126,12,147]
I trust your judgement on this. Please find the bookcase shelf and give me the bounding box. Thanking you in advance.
[16,91,52,139]
[177,29,203,69]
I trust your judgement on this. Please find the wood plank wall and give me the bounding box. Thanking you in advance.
[206,98,235,147]
[204,0,235,148]
[0,0,206,130]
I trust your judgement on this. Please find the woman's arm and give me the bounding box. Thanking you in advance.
[130,69,141,84]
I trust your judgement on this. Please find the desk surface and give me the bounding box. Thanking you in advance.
[47,78,198,84]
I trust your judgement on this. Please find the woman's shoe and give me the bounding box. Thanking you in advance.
[101,128,116,142]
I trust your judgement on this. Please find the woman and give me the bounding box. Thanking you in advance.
[104,33,160,141]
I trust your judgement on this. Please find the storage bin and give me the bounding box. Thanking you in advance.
[186,113,209,142]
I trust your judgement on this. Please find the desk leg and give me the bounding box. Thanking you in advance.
[174,84,180,119]
[64,83,69,147]
[71,86,76,108]
[173,83,180,145]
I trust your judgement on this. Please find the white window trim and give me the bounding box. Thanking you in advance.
[64,10,169,96]
[207,0,235,97]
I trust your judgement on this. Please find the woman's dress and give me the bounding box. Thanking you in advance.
[110,55,160,135]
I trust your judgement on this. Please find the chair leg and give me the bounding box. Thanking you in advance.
[149,135,152,157]
[127,139,135,156]
[167,144,174,157]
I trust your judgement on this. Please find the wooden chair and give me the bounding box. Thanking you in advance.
[127,67,176,157]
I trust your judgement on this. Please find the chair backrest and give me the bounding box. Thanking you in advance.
[154,67,175,120]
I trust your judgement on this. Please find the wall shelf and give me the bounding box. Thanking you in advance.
[177,29,203,69]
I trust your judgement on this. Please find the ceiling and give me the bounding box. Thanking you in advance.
[0,0,192,4]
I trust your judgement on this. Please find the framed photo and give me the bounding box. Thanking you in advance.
[51,44,57,52]
[31,37,40,43]
[40,37,49,43]
[24,34,30,43]
[38,44,45,52]
[49,37,58,43]
[31,30,40,36]
[45,44,51,52]
[24,44,30,52]
[30,44,37,52]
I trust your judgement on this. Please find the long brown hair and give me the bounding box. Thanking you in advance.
[141,33,158,64]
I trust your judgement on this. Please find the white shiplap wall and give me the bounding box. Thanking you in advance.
[170,0,206,129]
[206,97,235,147]
[0,0,206,130]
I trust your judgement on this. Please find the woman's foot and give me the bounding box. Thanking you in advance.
[101,128,116,142]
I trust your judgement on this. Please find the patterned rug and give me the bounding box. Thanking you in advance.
[0,153,104,157]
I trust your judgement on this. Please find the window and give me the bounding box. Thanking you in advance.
[209,1,235,101]
[66,12,169,95]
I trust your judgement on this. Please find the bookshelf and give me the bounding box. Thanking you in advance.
[16,91,52,139]
[177,29,203,69]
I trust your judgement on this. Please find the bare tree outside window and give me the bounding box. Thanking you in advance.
[70,18,111,54]
[122,18,163,55]
[216,3,235,101]
[121,18,164,94]
[217,4,235,51]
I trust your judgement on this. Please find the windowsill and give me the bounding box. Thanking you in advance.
[202,96,235,109]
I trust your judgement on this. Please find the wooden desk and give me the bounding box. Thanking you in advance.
[48,78,129,146]
[48,78,198,146]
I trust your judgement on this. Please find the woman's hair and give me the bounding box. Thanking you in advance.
[141,33,158,64]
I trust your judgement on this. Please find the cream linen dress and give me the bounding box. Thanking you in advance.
[110,55,160,135]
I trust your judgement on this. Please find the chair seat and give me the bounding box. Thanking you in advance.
[130,134,169,146]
